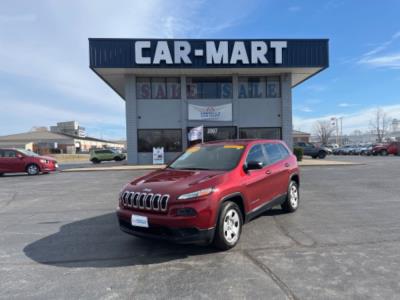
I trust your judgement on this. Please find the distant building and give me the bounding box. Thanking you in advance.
[293,130,311,143]
[50,121,86,138]
[0,131,124,154]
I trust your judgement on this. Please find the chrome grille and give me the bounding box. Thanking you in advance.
[121,191,169,212]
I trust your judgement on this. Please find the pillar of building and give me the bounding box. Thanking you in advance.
[281,73,293,149]
[125,75,138,164]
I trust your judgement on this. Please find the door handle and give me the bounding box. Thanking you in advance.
[265,170,272,175]
[284,163,290,168]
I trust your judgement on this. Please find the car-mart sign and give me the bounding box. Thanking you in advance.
[89,38,329,69]
[134,40,287,65]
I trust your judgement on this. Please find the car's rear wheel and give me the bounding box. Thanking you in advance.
[213,201,243,250]
[318,151,326,159]
[380,149,388,156]
[0,173,4,176]
[26,164,40,175]
[281,181,299,213]
[114,156,122,161]
[91,158,100,164]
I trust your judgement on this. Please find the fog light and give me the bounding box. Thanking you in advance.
[176,208,197,216]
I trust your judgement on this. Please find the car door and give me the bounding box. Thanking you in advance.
[0,150,5,173]
[1,150,25,173]
[263,143,288,198]
[241,144,272,211]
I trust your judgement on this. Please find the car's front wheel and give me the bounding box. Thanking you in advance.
[380,149,388,156]
[26,164,40,175]
[213,201,243,250]
[318,151,326,159]
[282,181,299,213]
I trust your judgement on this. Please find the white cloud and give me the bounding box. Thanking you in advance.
[358,30,400,69]
[294,104,400,134]
[288,6,301,12]
[358,53,400,69]
[295,106,313,113]
[338,102,355,108]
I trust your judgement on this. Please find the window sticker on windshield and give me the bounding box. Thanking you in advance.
[224,145,244,149]
[187,147,200,153]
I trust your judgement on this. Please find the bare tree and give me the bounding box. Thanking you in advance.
[369,108,391,143]
[313,120,335,145]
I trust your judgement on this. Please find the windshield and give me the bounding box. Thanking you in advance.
[17,149,39,157]
[169,144,245,171]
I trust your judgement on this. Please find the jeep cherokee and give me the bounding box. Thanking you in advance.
[117,139,300,250]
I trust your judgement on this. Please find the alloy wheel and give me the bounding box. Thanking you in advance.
[223,209,240,244]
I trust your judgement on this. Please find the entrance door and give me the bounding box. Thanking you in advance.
[187,126,237,146]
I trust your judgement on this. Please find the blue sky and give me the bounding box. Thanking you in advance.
[0,0,399,138]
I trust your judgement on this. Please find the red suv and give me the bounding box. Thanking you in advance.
[117,139,300,250]
[0,148,58,176]
[371,142,400,156]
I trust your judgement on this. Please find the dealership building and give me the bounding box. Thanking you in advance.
[89,38,329,164]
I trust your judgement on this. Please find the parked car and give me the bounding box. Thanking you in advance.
[0,148,58,176]
[371,142,400,156]
[294,142,330,159]
[90,149,126,163]
[117,139,300,250]
[358,144,373,155]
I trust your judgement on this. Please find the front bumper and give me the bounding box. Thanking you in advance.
[118,218,215,244]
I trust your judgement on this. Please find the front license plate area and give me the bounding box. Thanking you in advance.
[131,214,149,228]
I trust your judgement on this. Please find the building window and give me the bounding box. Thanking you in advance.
[187,77,232,99]
[239,127,281,139]
[238,77,266,98]
[138,129,182,152]
[238,76,280,98]
[266,77,281,98]
[187,126,237,146]
[136,77,181,99]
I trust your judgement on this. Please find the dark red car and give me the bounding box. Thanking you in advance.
[117,139,300,250]
[371,142,400,156]
[0,148,58,176]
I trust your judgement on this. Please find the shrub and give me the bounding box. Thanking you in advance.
[293,147,303,161]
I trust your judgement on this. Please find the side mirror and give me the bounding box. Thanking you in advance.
[243,160,263,172]
[16,153,24,159]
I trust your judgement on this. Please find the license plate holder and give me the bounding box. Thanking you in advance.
[131,214,149,228]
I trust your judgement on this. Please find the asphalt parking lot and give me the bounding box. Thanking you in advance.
[1,156,400,299]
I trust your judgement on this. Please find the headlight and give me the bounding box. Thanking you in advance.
[178,188,215,200]
[40,159,48,163]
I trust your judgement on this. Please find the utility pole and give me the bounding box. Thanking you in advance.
[338,117,343,145]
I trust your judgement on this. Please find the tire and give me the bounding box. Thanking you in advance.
[281,181,299,213]
[380,150,388,156]
[0,173,4,177]
[114,156,122,161]
[312,156,317,159]
[91,158,100,164]
[213,201,243,250]
[318,151,326,159]
[26,164,40,175]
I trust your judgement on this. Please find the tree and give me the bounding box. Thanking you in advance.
[313,120,335,145]
[369,108,391,143]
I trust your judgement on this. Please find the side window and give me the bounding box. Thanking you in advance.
[0,150,4,158]
[246,144,268,166]
[3,150,16,158]
[278,144,290,158]
[263,143,283,164]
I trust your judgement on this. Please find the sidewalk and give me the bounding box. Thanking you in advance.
[61,158,359,172]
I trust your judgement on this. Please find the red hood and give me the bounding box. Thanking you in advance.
[125,168,226,196]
